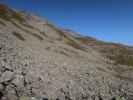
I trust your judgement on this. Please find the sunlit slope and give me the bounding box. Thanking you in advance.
[0,4,133,100]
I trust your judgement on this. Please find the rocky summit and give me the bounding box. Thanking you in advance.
[0,4,133,100]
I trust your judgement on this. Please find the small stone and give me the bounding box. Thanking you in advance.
[0,71,14,82]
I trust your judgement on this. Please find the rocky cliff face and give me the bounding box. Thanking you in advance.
[0,4,133,100]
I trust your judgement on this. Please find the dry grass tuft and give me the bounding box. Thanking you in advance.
[12,12,25,23]
[12,32,25,41]
[64,38,82,50]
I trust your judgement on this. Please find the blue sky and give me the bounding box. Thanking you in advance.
[0,0,133,46]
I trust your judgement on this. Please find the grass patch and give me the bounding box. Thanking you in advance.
[65,38,81,49]
[106,48,133,66]
[77,36,133,66]
[12,31,25,41]
[76,37,97,43]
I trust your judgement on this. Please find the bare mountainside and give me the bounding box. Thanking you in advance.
[0,4,133,100]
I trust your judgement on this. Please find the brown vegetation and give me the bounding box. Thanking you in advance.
[12,12,25,23]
